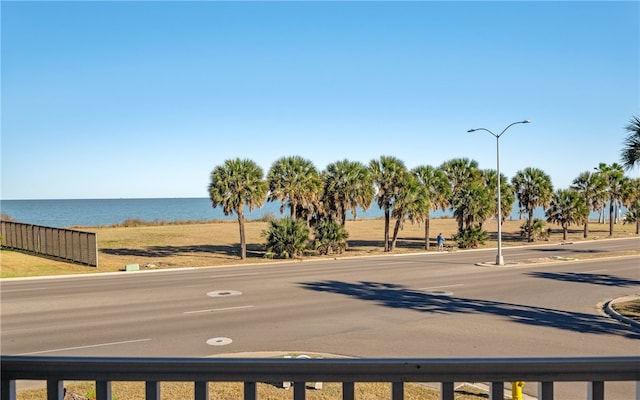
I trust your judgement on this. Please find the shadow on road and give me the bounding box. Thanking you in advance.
[527,271,640,287]
[530,248,606,253]
[299,280,639,339]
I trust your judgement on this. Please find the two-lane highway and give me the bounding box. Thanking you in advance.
[3,238,639,398]
[2,238,638,359]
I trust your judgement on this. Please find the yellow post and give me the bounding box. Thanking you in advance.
[511,381,525,400]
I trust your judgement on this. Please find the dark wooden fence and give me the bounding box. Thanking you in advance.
[0,221,98,267]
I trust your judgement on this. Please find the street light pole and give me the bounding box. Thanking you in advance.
[467,120,530,265]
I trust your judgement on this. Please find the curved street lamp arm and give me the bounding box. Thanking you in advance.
[467,127,496,137]
[468,120,530,138]
[498,120,531,137]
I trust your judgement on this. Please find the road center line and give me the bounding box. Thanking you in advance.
[0,287,48,293]
[211,273,261,278]
[184,305,254,314]
[582,269,609,273]
[418,284,464,291]
[17,338,152,355]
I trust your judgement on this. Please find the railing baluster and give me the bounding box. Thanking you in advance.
[440,381,454,400]
[96,380,112,400]
[1,378,16,400]
[1,356,638,400]
[588,381,604,400]
[194,381,208,400]
[294,381,306,400]
[47,379,64,400]
[145,381,160,400]
[343,382,355,400]
[244,381,257,400]
[539,381,554,400]
[392,382,403,400]
[490,381,504,400]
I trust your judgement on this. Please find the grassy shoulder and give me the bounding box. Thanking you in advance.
[612,299,640,322]
[1,218,638,278]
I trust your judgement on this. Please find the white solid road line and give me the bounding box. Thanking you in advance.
[17,338,152,355]
[417,284,465,291]
[183,305,254,314]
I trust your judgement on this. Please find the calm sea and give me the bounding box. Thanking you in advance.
[0,198,557,229]
[0,198,396,228]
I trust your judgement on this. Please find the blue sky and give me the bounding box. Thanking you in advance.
[2,1,639,200]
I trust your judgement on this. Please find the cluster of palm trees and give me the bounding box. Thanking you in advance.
[209,116,640,260]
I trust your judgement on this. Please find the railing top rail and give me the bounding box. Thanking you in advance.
[2,356,639,383]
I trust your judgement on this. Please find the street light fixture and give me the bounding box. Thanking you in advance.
[467,120,531,265]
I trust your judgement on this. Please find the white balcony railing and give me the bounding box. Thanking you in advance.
[2,355,639,400]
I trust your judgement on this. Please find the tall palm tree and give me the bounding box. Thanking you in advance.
[208,158,267,260]
[440,158,480,232]
[570,171,606,238]
[595,162,628,236]
[390,173,428,251]
[440,158,480,194]
[322,159,374,226]
[483,169,515,228]
[450,177,492,231]
[621,115,640,171]
[369,156,407,252]
[412,165,450,249]
[546,189,589,240]
[267,156,321,222]
[512,167,554,242]
[622,178,640,234]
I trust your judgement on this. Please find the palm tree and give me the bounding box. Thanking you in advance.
[595,163,628,236]
[208,158,267,260]
[512,167,554,242]
[545,189,589,240]
[622,177,640,234]
[484,169,515,228]
[450,177,493,231]
[267,156,322,222]
[621,115,640,171]
[412,165,450,249]
[440,158,480,194]
[369,156,407,252]
[570,171,606,238]
[390,173,428,251]
[322,159,374,226]
[440,158,480,232]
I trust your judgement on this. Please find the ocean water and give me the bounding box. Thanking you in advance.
[0,198,401,228]
[1,197,565,229]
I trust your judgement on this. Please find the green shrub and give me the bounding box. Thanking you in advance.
[520,218,549,241]
[262,217,310,259]
[313,219,349,255]
[453,226,488,249]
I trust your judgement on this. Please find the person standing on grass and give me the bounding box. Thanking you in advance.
[437,233,444,251]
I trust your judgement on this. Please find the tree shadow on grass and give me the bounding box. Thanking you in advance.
[100,244,265,258]
[299,280,640,338]
[527,271,640,287]
[346,239,386,248]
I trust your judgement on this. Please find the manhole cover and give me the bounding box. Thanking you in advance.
[423,289,453,296]
[207,337,233,346]
[207,290,242,297]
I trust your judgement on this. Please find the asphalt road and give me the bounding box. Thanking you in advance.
[2,237,639,398]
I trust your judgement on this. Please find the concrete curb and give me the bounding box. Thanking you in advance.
[603,296,640,330]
